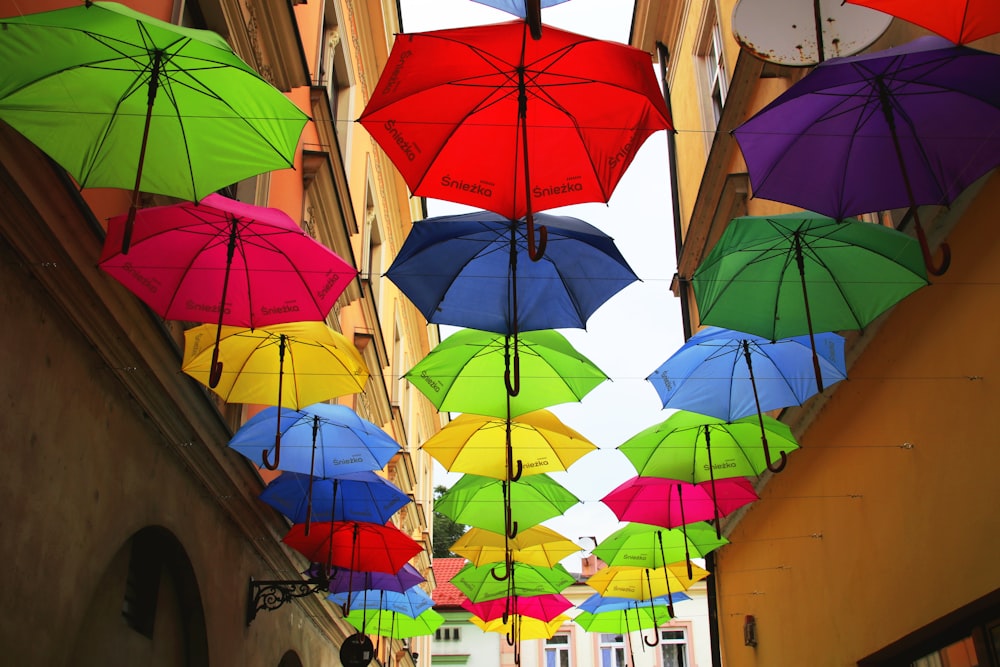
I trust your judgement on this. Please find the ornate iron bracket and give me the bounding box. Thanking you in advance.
[246,575,329,625]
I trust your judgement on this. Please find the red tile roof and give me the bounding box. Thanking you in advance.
[431,557,469,608]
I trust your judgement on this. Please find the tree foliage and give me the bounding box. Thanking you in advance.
[432,484,468,558]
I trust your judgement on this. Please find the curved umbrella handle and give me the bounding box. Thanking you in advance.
[912,214,951,276]
[490,561,512,582]
[759,425,787,474]
[643,604,661,647]
[525,212,548,262]
[504,351,521,396]
[209,340,224,388]
[261,335,287,471]
[506,629,516,646]
[507,515,519,540]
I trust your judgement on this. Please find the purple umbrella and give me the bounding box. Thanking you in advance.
[733,36,1000,276]
[319,563,426,595]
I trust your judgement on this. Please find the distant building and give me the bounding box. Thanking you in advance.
[431,557,501,667]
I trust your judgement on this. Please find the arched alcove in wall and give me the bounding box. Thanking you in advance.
[277,650,304,667]
[69,525,210,667]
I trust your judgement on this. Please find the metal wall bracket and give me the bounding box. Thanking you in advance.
[246,575,329,625]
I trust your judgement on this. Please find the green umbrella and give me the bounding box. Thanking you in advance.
[593,521,727,612]
[436,473,578,539]
[404,328,607,418]
[575,604,670,651]
[691,213,927,393]
[618,410,799,486]
[344,607,444,638]
[0,2,308,251]
[451,561,575,603]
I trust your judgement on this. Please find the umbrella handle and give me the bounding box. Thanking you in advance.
[490,561,512,582]
[506,515,519,540]
[643,570,662,646]
[525,0,542,40]
[209,343,224,388]
[525,213,548,262]
[912,211,951,276]
[504,352,520,396]
[262,433,282,470]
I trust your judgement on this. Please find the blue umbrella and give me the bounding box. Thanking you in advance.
[229,403,400,477]
[578,592,690,614]
[386,211,637,335]
[259,471,411,525]
[328,586,434,617]
[647,326,848,422]
[470,0,570,18]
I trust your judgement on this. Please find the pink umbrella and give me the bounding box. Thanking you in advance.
[601,476,759,538]
[461,593,572,623]
[100,193,357,386]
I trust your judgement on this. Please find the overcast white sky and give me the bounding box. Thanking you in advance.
[397,0,686,570]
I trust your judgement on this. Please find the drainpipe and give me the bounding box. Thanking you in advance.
[657,41,719,667]
[655,42,693,341]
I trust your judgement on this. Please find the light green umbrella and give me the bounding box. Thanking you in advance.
[0,2,308,251]
[575,605,670,633]
[436,473,579,537]
[404,328,607,418]
[618,410,799,481]
[451,561,575,603]
[344,607,443,639]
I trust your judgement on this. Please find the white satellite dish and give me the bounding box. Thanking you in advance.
[733,0,892,66]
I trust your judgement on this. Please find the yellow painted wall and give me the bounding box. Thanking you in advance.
[714,174,1000,665]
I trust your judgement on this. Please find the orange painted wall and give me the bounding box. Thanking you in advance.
[713,173,1000,665]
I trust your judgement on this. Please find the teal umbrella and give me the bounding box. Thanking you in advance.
[0,2,308,251]
[404,328,607,418]
[691,213,927,394]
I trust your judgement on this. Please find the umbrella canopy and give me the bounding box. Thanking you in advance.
[422,410,596,479]
[586,564,710,600]
[575,606,669,633]
[617,411,800,482]
[471,613,570,639]
[328,586,434,618]
[282,521,423,574]
[182,322,368,408]
[647,326,847,422]
[451,526,580,568]
[259,471,410,525]
[601,476,758,529]
[404,328,607,418]
[435,474,578,535]
[844,0,1000,44]
[385,211,637,334]
[692,214,928,341]
[324,564,425,595]
[593,522,730,570]
[228,404,400,475]
[578,592,690,614]
[344,608,444,638]
[359,20,671,258]
[732,36,1000,274]
[98,193,355,329]
[462,593,573,623]
[451,561,575,602]
[0,2,308,249]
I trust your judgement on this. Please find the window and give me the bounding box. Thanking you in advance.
[319,4,354,158]
[360,185,384,308]
[599,633,626,667]
[437,627,461,641]
[545,633,571,667]
[661,628,689,667]
[694,2,729,152]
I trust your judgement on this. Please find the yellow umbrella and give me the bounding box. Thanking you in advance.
[421,409,597,479]
[451,526,581,568]
[182,322,369,469]
[182,321,368,407]
[471,613,570,640]
[585,563,709,601]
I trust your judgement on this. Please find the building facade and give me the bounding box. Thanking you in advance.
[0,0,442,665]
[633,1,1000,666]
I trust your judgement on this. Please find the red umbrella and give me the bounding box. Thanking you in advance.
[359,20,672,259]
[602,476,759,539]
[461,593,572,623]
[845,0,1000,44]
[282,521,423,574]
[100,194,356,387]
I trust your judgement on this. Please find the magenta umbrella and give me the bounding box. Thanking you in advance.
[100,193,357,386]
[461,593,572,623]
